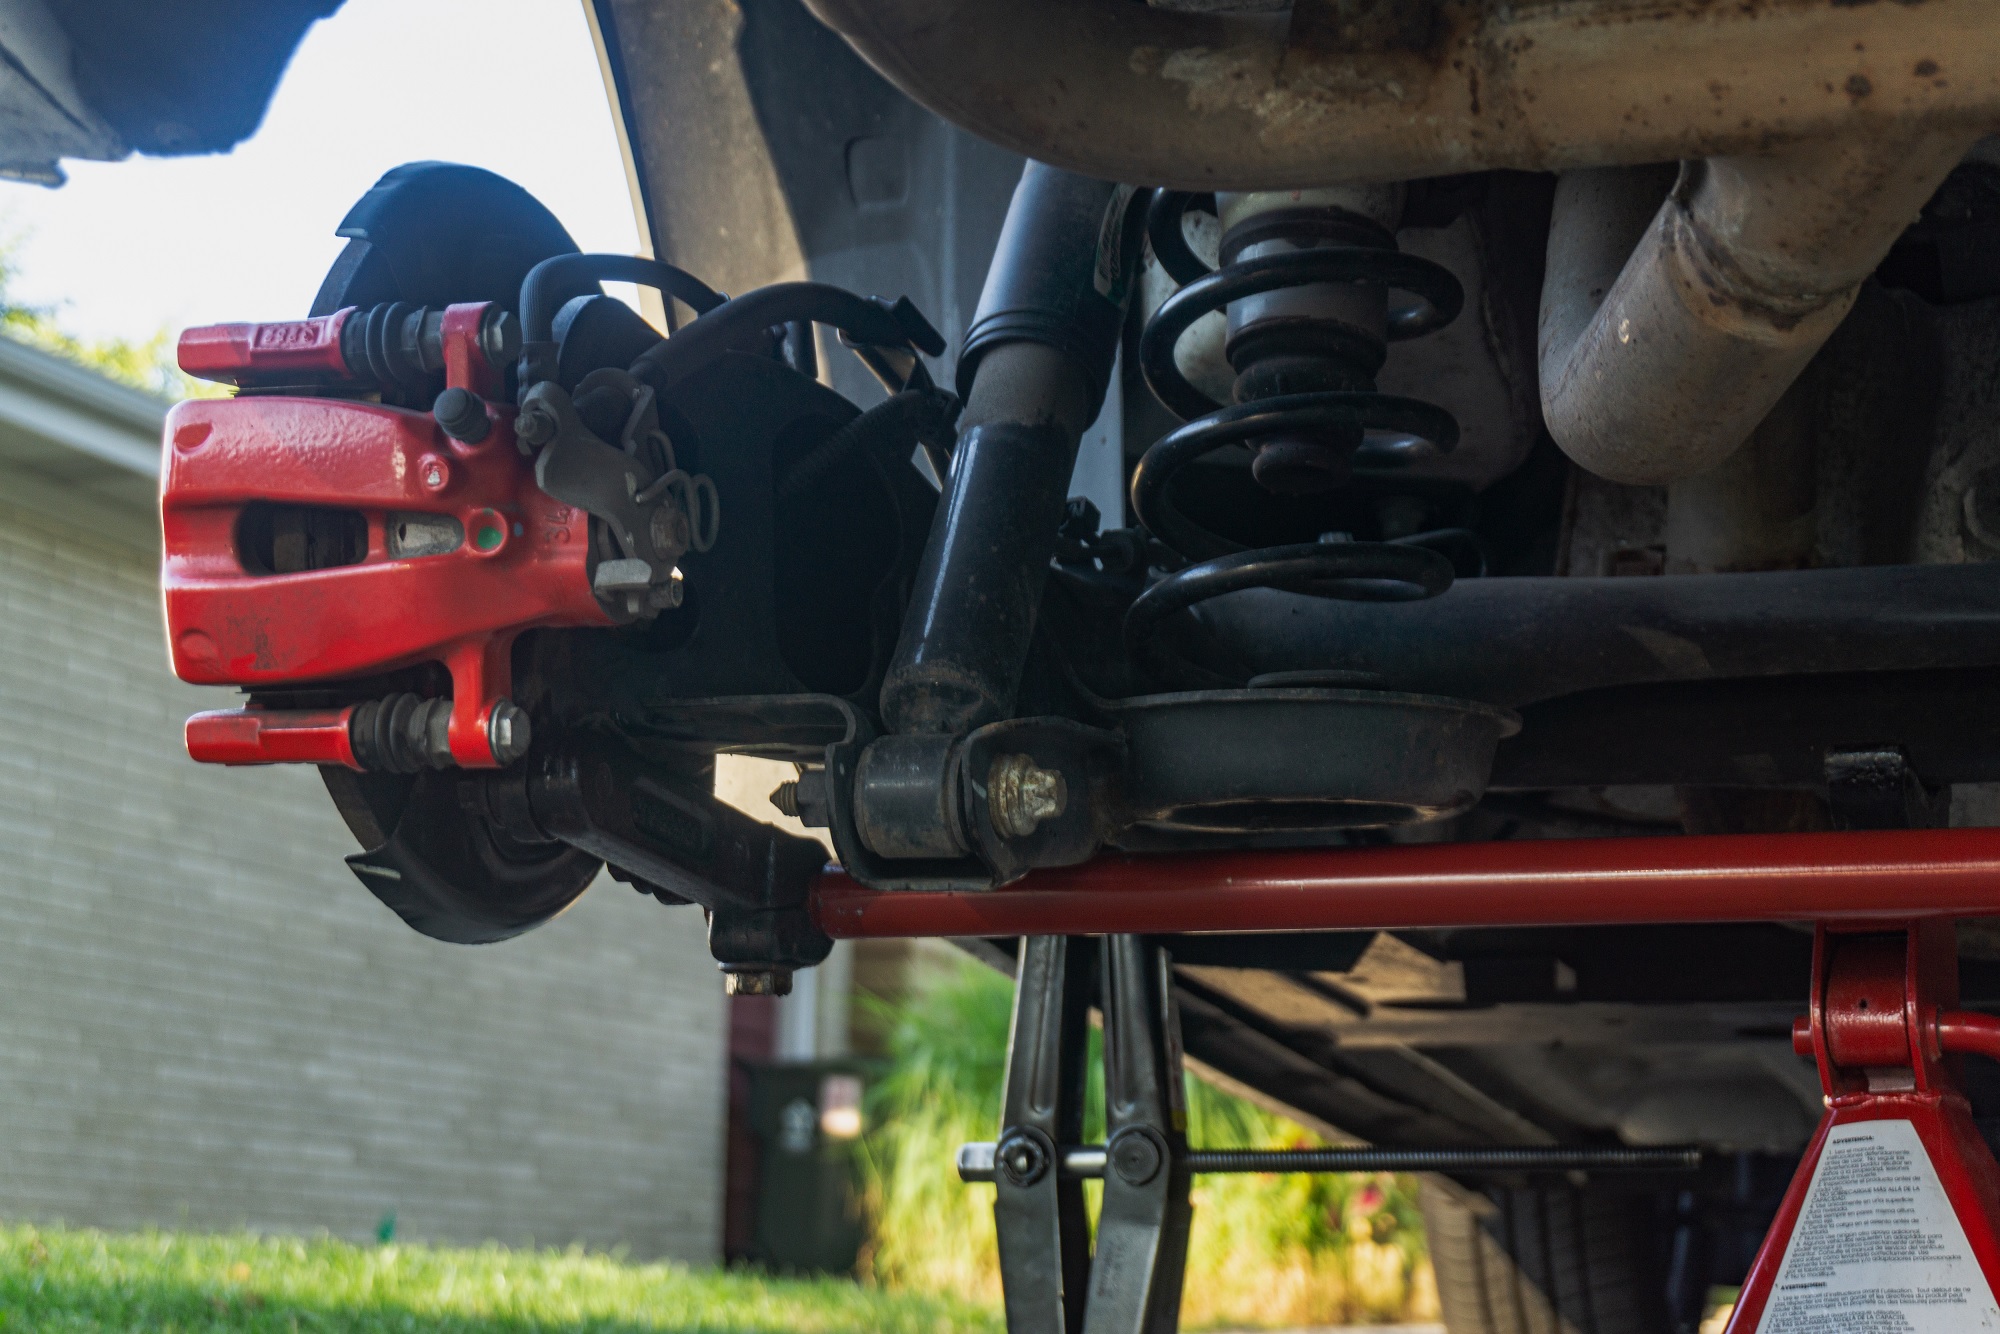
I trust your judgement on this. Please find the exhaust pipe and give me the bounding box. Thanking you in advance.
[1539,133,1981,485]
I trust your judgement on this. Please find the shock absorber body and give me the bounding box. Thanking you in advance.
[1126,187,1468,672]
[880,163,1138,738]
[860,163,1141,866]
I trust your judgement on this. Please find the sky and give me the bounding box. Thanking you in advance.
[0,0,644,347]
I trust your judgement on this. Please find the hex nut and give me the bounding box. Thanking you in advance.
[989,753,1068,839]
[997,1131,1052,1187]
[515,405,557,450]
[480,308,521,368]
[723,967,794,997]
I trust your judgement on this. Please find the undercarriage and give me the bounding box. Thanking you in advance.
[155,2,2000,1329]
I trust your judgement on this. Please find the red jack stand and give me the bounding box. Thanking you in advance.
[1727,920,2000,1331]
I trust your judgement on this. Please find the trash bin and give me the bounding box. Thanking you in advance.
[746,1061,870,1273]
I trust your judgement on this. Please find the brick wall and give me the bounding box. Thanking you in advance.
[0,486,726,1260]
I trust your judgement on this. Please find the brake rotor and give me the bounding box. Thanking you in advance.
[307,162,604,943]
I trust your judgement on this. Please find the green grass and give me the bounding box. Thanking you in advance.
[0,1224,1001,1333]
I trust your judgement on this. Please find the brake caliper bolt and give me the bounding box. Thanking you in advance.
[487,699,532,766]
[989,753,1068,839]
[479,308,520,368]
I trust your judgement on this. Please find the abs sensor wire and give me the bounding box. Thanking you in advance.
[518,252,726,343]
[515,253,947,405]
[626,284,946,394]
[515,253,726,391]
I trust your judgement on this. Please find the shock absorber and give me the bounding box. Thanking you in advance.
[1125,188,1467,671]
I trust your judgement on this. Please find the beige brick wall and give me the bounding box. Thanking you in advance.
[0,484,726,1260]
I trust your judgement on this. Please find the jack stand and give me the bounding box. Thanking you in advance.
[1727,919,2000,1331]
[993,935,1192,1334]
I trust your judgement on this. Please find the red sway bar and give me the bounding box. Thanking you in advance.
[816,832,2000,1324]
[812,827,2000,938]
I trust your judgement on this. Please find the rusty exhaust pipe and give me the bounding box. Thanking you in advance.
[1539,132,1982,485]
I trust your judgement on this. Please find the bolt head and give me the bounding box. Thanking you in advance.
[515,406,557,449]
[988,753,1068,840]
[649,505,690,559]
[645,574,685,612]
[487,700,532,766]
[723,967,794,997]
[480,309,521,368]
[1109,1129,1165,1186]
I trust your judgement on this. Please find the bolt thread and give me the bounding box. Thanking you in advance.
[958,1140,1702,1182]
[770,781,801,818]
[1184,1146,1701,1175]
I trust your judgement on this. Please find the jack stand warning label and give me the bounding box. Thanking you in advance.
[1757,1118,2000,1332]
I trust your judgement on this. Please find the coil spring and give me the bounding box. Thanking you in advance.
[1124,190,1468,674]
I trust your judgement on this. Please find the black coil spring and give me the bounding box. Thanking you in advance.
[1124,191,1469,674]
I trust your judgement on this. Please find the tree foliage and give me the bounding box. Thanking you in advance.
[0,237,216,400]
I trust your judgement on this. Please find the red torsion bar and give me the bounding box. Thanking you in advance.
[812,828,2000,939]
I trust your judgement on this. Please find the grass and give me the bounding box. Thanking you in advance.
[0,960,1442,1331]
[0,1224,1001,1333]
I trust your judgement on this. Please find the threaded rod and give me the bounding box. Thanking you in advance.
[956,1141,1699,1183]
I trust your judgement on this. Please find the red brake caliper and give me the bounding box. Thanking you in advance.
[162,304,611,769]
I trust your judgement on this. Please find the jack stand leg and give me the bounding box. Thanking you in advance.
[1085,935,1193,1334]
[993,936,1194,1334]
[1726,919,2000,1331]
[995,936,1095,1334]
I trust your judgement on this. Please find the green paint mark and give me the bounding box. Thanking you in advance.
[475,526,503,551]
